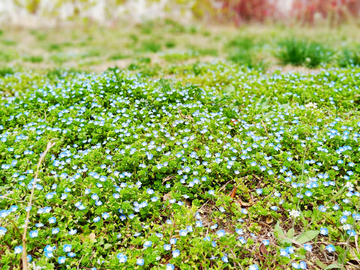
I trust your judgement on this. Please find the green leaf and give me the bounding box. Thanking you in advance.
[324,263,342,269]
[223,85,235,95]
[296,230,320,244]
[287,228,294,239]
[104,244,112,250]
[316,260,327,269]
[274,221,285,236]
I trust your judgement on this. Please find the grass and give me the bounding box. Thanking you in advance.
[0,22,360,270]
[338,47,360,67]
[275,38,333,68]
[0,66,14,77]
[24,55,44,63]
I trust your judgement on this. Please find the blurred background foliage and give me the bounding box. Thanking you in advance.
[2,0,360,27]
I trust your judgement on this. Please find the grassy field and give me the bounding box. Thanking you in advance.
[0,22,360,270]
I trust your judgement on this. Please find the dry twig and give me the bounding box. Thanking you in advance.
[22,140,56,270]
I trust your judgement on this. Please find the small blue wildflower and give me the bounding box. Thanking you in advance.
[14,245,23,254]
[136,258,144,266]
[299,261,307,269]
[143,241,152,248]
[325,244,335,252]
[262,239,270,246]
[249,264,259,270]
[48,217,56,224]
[0,227,7,236]
[172,249,180,258]
[29,230,38,238]
[68,252,76,257]
[117,253,127,263]
[216,229,225,237]
[170,238,177,244]
[63,244,72,252]
[320,228,328,235]
[304,244,312,252]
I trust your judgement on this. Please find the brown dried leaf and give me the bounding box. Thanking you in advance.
[229,186,238,198]
[238,198,250,206]
[266,216,273,224]
[259,243,269,255]
[88,233,96,240]
[163,192,171,201]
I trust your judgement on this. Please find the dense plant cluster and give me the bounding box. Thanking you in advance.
[0,62,359,269]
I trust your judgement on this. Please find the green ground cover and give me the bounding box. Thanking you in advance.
[0,22,360,270]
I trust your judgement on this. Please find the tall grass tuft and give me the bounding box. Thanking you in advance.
[337,47,360,67]
[275,38,332,68]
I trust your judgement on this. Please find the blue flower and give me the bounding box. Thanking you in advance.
[14,246,23,254]
[0,227,7,236]
[172,249,180,258]
[170,238,177,244]
[63,244,72,252]
[27,255,32,262]
[143,241,152,248]
[286,246,294,254]
[58,257,66,264]
[48,217,56,224]
[249,264,259,270]
[136,258,144,266]
[299,261,307,269]
[303,244,312,252]
[238,237,247,244]
[117,253,127,263]
[45,252,54,258]
[325,244,335,252]
[29,230,38,238]
[68,252,76,257]
[44,245,56,252]
[236,228,244,235]
[222,256,228,263]
[320,228,328,235]
[166,264,175,270]
[52,228,60,234]
[280,249,288,257]
[216,229,225,237]
[93,216,100,222]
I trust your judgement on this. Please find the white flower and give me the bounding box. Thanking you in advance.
[289,210,300,218]
[345,182,354,189]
